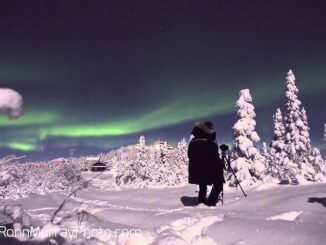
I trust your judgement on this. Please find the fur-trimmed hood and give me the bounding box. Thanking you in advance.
[194,122,215,134]
[191,121,216,142]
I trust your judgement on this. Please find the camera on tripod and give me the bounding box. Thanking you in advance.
[218,143,247,197]
[220,144,229,151]
[219,144,230,170]
[220,144,229,154]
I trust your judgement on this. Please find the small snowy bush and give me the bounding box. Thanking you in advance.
[0,158,86,199]
[115,137,188,188]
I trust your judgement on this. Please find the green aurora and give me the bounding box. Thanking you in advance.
[0,111,59,126]
[6,142,36,151]
[1,69,326,152]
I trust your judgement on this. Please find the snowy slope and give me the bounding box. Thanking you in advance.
[1,183,325,244]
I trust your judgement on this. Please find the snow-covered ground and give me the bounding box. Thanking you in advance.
[1,181,325,244]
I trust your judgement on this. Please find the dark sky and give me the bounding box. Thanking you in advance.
[0,0,325,160]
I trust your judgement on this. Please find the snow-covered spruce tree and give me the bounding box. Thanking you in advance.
[307,147,326,182]
[300,107,312,153]
[229,89,266,187]
[261,142,268,158]
[126,136,151,187]
[139,135,146,147]
[175,138,188,183]
[284,70,303,158]
[145,144,163,185]
[136,136,147,171]
[298,107,318,180]
[155,141,174,185]
[161,141,169,164]
[268,108,287,179]
[176,138,188,165]
[283,70,315,182]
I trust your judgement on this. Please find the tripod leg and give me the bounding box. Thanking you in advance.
[231,168,247,197]
[228,160,247,197]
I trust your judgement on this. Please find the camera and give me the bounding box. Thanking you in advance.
[220,144,229,152]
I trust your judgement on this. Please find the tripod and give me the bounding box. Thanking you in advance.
[220,145,247,204]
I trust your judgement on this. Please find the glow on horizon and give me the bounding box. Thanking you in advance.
[5,142,37,151]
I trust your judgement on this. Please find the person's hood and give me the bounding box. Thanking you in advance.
[194,122,215,134]
[192,122,216,141]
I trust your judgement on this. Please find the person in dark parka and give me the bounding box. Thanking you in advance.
[188,121,225,206]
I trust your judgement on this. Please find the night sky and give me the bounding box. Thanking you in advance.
[0,0,325,160]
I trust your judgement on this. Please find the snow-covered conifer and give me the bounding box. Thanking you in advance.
[300,107,311,153]
[261,142,268,157]
[283,70,306,160]
[270,108,286,152]
[298,107,320,180]
[306,147,326,181]
[175,138,188,183]
[139,135,146,147]
[136,135,152,184]
[176,138,188,165]
[282,70,320,183]
[230,89,265,186]
[282,70,309,182]
[155,141,171,183]
[268,108,287,179]
[137,136,146,167]
[161,141,169,165]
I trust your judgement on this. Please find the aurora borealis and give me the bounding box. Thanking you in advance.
[0,1,325,160]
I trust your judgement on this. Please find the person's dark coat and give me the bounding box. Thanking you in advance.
[188,123,225,185]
